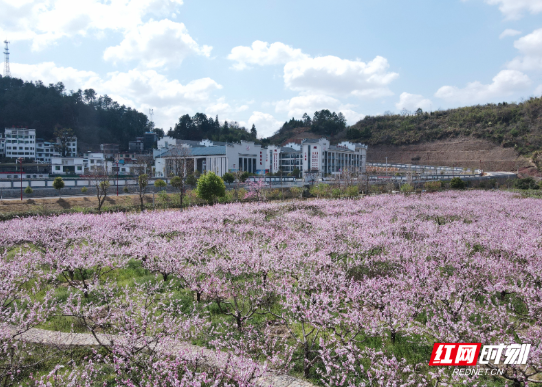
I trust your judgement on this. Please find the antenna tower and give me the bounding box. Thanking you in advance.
[3,40,10,78]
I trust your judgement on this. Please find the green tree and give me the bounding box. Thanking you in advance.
[450,177,466,190]
[250,124,257,139]
[54,128,77,157]
[96,180,110,212]
[196,172,226,204]
[290,186,303,199]
[400,183,414,193]
[186,174,198,186]
[154,179,167,191]
[170,176,185,209]
[240,171,250,182]
[291,168,301,179]
[137,174,149,210]
[81,187,88,194]
[223,172,235,186]
[24,186,33,194]
[53,177,65,197]
[514,177,539,190]
[311,110,347,136]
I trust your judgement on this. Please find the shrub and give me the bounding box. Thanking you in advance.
[331,188,342,198]
[24,186,33,194]
[450,177,466,190]
[81,187,88,194]
[196,172,226,204]
[400,183,414,193]
[424,181,441,192]
[154,179,167,190]
[218,190,234,204]
[157,190,170,207]
[345,185,359,197]
[53,177,65,197]
[222,172,235,185]
[123,186,130,193]
[310,184,330,198]
[186,174,197,186]
[240,171,250,183]
[513,177,539,190]
[290,187,302,199]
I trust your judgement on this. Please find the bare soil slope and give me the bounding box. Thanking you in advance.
[367,137,531,171]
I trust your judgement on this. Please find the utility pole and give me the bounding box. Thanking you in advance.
[18,158,23,200]
[3,40,11,78]
[116,161,119,196]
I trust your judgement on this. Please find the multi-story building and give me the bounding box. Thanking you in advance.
[51,153,106,175]
[51,157,85,175]
[0,134,5,158]
[156,140,263,178]
[100,144,120,159]
[4,128,36,159]
[266,138,367,177]
[143,132,157,150]
[129,137,145,152]
[154,138,367,178]
[156,136,178,150]
[35,139,59,163]
[58,137,78,157]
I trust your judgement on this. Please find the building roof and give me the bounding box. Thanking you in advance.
[160,146,226,157]
[280,147,301,154]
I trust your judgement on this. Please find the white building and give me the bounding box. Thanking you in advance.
[157,136,179,150]
[59,137,77,157]
[155,138,367,179]
[4,128,36,159]
[35,139,59,163]
[156,140,263,177]
[51,157,85,175]
[266,138,367,177]
[51,153,106,175]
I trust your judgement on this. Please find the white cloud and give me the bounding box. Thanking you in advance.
[228,41,309,70]
[11,61,222,129]
[243,112,283,138]
[395,92,433,112]
[535,84,542,95]
[205,98,250,119]
[275,94,364,125]
[10,62,99,90]
[500,28,522,38]
[507,28,542,71]
[482,0,542,19]
[101,70,221,108]
[0,0,184,50]
[435,69,531,103]
[103,19,211,68]
[283,55,398,98]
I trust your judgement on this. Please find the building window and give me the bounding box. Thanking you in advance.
[55,166,60,171]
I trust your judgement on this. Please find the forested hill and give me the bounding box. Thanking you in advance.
[266,98,542,157]
[347,97,542,156]
[0,76,150,149]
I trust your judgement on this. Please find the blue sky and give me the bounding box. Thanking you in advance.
[2,0,542,137]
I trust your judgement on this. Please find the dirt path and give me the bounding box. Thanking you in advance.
[15,328,314,387]
[0,194,150,214]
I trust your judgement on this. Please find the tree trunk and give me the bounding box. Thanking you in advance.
[304,342,312,378]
